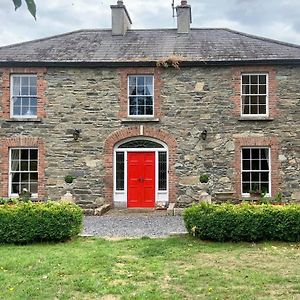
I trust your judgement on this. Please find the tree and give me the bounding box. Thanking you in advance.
[12,0,36,20]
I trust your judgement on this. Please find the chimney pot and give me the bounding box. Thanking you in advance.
[181,0,188,5]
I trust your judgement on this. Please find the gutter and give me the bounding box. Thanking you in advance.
[0,59,300,68]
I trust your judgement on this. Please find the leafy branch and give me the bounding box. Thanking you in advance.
[12,0,36,20]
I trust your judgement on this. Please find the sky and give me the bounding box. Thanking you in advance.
[0,0,300,47]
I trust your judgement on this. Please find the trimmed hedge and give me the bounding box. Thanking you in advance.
[0,201,83,244]
[183,203,300,242]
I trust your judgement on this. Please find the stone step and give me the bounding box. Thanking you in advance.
[77,203,98,209]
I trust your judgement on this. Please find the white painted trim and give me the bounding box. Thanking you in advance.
[241,147,271,198]
[127,75,155,118]
[9,147,38,198]
[113,137,168,207]
[10,74,38,119]
[240,73,269,118]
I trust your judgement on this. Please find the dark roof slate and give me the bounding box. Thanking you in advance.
[0,28,299,65]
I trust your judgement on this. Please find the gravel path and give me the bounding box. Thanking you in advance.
[82,215,187,238]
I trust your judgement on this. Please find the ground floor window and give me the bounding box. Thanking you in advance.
[241,147,270,195]
[10,148,38,197]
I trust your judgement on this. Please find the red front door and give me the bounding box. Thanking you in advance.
[127,152,155,208]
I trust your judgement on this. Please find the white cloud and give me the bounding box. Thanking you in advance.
[0,0,299,46]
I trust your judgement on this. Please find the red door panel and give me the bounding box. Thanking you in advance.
[127,152,155,208]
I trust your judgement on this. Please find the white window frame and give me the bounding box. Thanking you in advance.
[240,73,269,117]
[9,148,39,198]
[127,75,155,118]
[113,137,168,207]
[10,74,38,119]
[241,147,271,198]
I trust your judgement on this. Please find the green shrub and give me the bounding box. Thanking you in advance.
[0,201,83,244]
[199,174,209,183]
[183,202,300,242]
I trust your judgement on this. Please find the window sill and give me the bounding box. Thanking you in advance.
[238,117,273,122]
[6,118,42,123]
[121,117,160,123]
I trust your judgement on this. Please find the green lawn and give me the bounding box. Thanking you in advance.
[0,236,299,300]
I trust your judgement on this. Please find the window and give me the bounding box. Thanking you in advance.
[11,75,37,118]
[241,74,268,116]
[128,75,154,116]
[241,148,270,196]
[9,148,38,196]
[158,152,167,191]
[116,152,125,191]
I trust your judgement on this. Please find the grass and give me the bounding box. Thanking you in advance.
[0,236,299,299]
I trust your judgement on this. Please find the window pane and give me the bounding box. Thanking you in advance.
[119,140,164,148]
[129,106,138,115]
[158,152,167,190]
[30,173,38,182]
[30,149,38,160]
[250,75,258,84]
[259,105,266,115]
[242,75,250,84]
[12,184,20,194]
[251,160,260,170]
[30,183,38,194]
[137,106,144,115]
[13,77,20,95]
[128,76,136,86]
[259,85,266,94]
[242,160,250,170]
[145,106,153,115]
[259,75,266,84]
[251,173,259,182]
[261,182,269,193]
[242,95,250,105]
[252,149,260,159]
[242,85,249,95]
[251,96,258,105]
[129,85,136,96]
[21,149,29,160]
[242,182,250,193]
[21,85,29,95]
[250,105,258,114]
[20,161,29,171]
[12,173,20,183]
[137,77,144,86]
[30,161,38,171]
[251,85,258,94]
[242,172,250,182]
[29,76,37,87]
[137,86,144,95]
[21,76,29,87]
[242,149,250,159]
[259,96,266,105]
[129,97,138,106]
[116,152,124,191]
[13,106,21,116]
[261,172,269,181]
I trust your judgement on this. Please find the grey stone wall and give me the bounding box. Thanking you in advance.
[0,66,299,205]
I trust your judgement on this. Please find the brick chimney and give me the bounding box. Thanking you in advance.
[110,1,132,36]
[176,0,192,34]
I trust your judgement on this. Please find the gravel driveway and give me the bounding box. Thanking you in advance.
[82,215,187,238]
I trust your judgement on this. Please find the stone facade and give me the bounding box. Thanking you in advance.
[0,65,299,207]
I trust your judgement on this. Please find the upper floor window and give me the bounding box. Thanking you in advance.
[128,75,154,116]
[11,74,37,118]
[241,74,268,116]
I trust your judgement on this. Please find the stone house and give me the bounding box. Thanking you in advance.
[0,0,299,210]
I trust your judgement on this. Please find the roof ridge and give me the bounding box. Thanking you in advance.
[224,28,300,49]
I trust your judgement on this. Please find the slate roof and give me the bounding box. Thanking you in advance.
[0,28,300,66]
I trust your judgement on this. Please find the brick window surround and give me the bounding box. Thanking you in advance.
[0,67,47,119]
[231,66,279,118]
[0,136,46,198]
[104,126,177,206]
[118,68,162,119]
[234,136,280,198]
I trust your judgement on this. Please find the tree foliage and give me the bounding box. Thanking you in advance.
[12,0,36,20]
